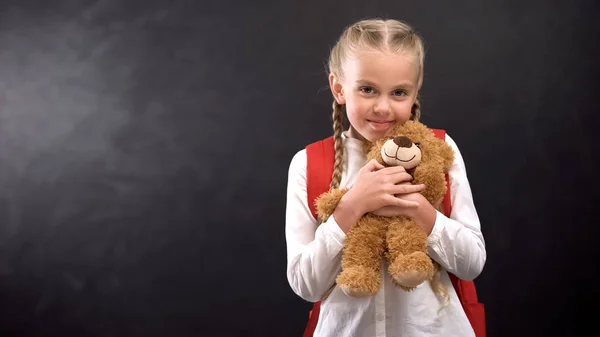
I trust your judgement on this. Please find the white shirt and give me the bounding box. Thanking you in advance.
[285,131,486,337]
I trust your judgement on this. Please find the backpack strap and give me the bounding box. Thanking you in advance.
[302,136,334,337]
[302,130,485,337]
[305,136,335,220]
[431,129,453,217]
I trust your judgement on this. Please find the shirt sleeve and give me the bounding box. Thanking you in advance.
[285,149,347,303]
[426,133,487,281]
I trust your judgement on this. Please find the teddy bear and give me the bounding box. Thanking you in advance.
[314,120,454,297]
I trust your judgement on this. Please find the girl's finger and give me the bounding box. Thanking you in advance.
[394,199,420,208]
[387,172,414,184]
[380,165,407,174]
[391,184,425,195]
[384,194,420,208]
[362,159,385,173]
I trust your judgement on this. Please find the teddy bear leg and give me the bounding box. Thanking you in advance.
[386,219,434,291]
[335,216,387,298]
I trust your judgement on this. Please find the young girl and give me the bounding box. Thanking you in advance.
[285,18,486,337]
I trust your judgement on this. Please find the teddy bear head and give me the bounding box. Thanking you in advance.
[363,120,455,209]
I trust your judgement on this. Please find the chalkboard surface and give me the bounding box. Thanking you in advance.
[0,1,598,336]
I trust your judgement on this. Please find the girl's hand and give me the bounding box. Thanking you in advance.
[372,192,437,235]
[371,190,425,217]
[332,160,425,233]
[344,160,425,215]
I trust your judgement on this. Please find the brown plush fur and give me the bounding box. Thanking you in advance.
[314,120,454,297]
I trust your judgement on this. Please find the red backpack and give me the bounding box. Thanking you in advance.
[302,129,486,337]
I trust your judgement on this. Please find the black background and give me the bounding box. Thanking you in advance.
[1,0,599,336]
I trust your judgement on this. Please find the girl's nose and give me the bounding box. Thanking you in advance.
[374,97,391,114]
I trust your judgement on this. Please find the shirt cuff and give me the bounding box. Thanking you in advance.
[427,210,446,247]
[320,215,347,247]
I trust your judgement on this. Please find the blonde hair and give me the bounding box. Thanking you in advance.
[326,18,450,309]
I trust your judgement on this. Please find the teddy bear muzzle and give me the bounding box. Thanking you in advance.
[380,136,422,169]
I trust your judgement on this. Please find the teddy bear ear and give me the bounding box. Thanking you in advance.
[400,120,427,142]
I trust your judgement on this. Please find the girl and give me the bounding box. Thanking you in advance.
[285,18,486,337]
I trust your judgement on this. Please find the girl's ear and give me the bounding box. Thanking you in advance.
[329,73,346,104]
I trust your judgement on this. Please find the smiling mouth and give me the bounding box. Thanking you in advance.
[383,148,416,162]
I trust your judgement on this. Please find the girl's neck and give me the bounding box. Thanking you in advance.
[346,126,367,143]
[344,127,373,155]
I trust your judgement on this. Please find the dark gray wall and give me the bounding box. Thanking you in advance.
[1,0,598,336]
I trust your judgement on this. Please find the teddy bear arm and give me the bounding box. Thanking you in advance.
[439,143,455,172]
[412,163,447,207]
[314,188,349,223]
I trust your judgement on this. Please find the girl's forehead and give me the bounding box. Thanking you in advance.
[343,50,419,85]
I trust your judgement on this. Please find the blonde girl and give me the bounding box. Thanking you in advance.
[285,18,486,337]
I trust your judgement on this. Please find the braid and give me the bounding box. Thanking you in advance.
[330,100,345,190]
[430,262,450,310]
[411,96,421,121]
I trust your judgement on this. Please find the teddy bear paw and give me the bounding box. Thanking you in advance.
[336,266,381,298]
[388,252,434,289]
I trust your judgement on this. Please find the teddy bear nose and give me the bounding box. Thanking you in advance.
[393,136,413,148]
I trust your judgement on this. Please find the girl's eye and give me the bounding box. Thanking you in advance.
[360,87,375,94]
[393,90,407,96]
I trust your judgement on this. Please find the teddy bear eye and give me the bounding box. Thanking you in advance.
[414,142,420,148]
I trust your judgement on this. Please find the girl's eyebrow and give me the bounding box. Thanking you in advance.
[355,79,415,89]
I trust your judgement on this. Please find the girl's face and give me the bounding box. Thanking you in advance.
[329,50,420,143]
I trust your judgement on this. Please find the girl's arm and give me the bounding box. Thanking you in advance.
[285,149,346,303]
[417,133,487,280]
